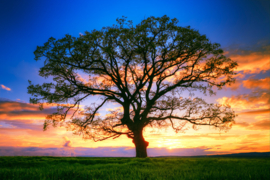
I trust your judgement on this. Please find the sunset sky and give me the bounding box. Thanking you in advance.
[0,0,269,157]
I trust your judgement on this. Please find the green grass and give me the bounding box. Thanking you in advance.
[0,156,269,179]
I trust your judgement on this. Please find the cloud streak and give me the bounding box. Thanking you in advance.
[227,45,270,74]
[1,84,11,91]
[243,77,270,90]
[238,109,270,115]
[235,119,270,130]
[0,101,58,120]
[217,92,270,111]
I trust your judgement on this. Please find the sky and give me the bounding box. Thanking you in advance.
[0,0,269,157]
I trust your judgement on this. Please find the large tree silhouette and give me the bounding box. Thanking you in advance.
[28,16,237,157]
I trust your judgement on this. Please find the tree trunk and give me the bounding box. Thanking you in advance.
[133,129,149,158]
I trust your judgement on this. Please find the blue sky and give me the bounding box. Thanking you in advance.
[1,0,269,101]
[0,0,269,156]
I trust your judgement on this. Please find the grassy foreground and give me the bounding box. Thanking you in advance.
[0,156,269,180]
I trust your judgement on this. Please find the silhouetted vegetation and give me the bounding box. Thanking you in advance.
[28,15,237,157]
[0,157,269,179]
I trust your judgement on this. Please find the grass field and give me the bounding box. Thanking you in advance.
[0,156,269,179]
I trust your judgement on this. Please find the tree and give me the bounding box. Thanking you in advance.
[28,16,237,158]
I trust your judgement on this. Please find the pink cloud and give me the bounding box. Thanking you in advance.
[1,84,11,91]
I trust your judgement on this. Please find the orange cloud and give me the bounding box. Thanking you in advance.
[0,101,51,120]
[42,102,84,111]
[243,77,270,90]
[0,101,82,120]
[0,113,50,120]
[178,134,240,140]
[246,134,268,139]
[0,101,39,112]
[233,145,270,152]
[228,45,270,74]
[235,119,270,130]
[250,119,270,130]
[238,109,270,115]
[106,106,123,112]
[217,92,270,111]
[235,122,250,127]
[222,73,245,90]
[225,79,243,90]
[0,106,56,121]
[1,84,11,91]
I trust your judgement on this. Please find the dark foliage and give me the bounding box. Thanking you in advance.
[28,16,237,157]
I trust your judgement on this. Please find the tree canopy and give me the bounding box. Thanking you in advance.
[28,15,238,157]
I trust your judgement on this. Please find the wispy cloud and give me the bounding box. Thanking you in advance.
[217,92,270,111]
[1,84,11,91]
[249,119,270,130]
[0,101,81,121]
[238,109,270,115]
[226,44,270,74]
[232,144,270,152]
[150,133,240,140]
[235,119,270,130]
[243,77,270,90]
[0,120,43,131]
[246,134,268,139]
[0,101,58,120]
